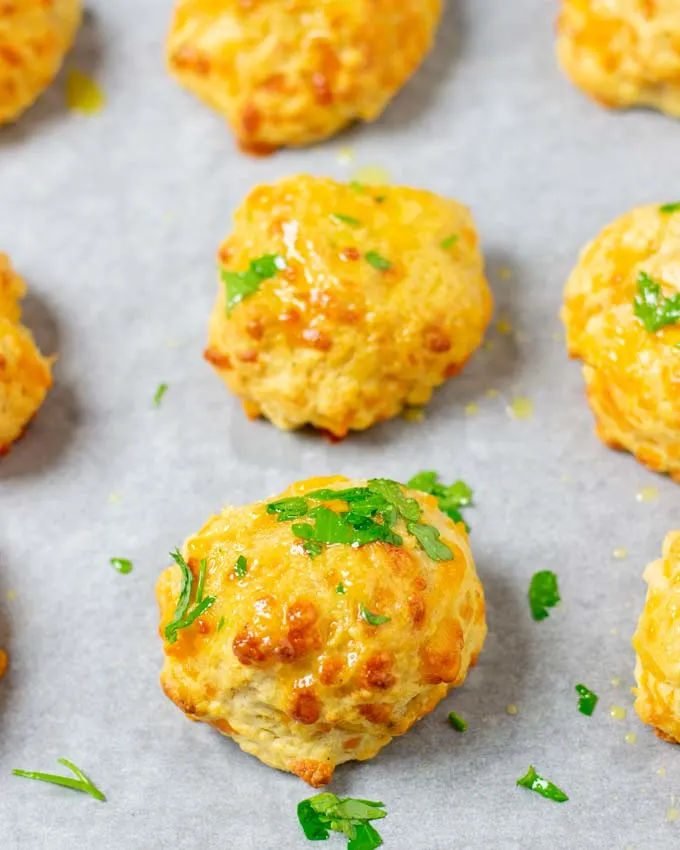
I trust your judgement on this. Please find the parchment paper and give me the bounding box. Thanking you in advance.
[1,1,678,848]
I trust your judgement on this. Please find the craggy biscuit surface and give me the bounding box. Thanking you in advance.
[0,0,82,125]
[206,175,492,437]
[167,0,442,152]
[157,476,487,786]
[562,204,680,480]
[557,0,680,116]
[634,532,680,744]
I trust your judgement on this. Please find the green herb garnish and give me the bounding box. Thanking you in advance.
[336,583,346,594]
[349,181,365,193]
[575,683,598,716]
[303,541,324,559]
[365,251,391,271]
[217,616,225,632]
[448,711,467,732]
[331,213,360,227]
[222,254,286,315]
[164,549,216,643]
[153,383,168,407]
[109,557,133,575]
[195,558,207,603]
[368,478,421,522]
[13,758,106,802]
[440,234,458,249]
[660,202,680,214]
[528,571,560,621]
[298,793,387,849]
[359,603,391,626]
[517,765,568,803]
[234,555,248,578]
[408,471,473,529]
[634,271,680,333]
[406,522,453,561]
[267,497,309,522]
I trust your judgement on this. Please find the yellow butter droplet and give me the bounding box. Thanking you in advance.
[66,70,105,114]
[636,486,660,503]
[561,473,573,483]
[609,705,627,720]
[657,767,667,777]
[667,806,679,823]
[506,704,519,715]
[402,407,424,423]
[6,590,16,601]
[508,396,534,421]
[337,147,355,166]
[610,677,621,687]
[464,402,480,416]
[485,388,499,398]
[351,165,391,186]
[624,732,637,744]
[496,317,513,335]
[498,267,512,280]
[612,547,629,560]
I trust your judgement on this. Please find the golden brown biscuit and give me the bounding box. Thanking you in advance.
[157,476,487,786]
[205,175,492,438]
[557,0,680,116]
[633,531,680,744]
[0,0,82,125]
[0,255,52,454]
[166,0,442,153]
[562,203,680,480]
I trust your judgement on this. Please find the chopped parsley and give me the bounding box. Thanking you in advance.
[440,234,458,249]
[330,213,360,227]
[359,603,391,626]
[267,497,309,522]
[528,571,560,621]
[293,506,402,549]
[13,759,106,802]
[336,582,346,594]
[222,254,286,315]
[303,541,324,559]
[217,616,226,632]
[164,549,216,643]
[408,471,473,529]
[575,683,598,716]
[365,251,391,271]
[349,181,365,193]
[448,711,467,732]
[298,793,387,849]
[406,521,453,561]
[234,555,248,578]
[634,271,680,333]
[109,557,133,575]
[660,202,680,214]
[517,765,568,803]
[153,383,168,407]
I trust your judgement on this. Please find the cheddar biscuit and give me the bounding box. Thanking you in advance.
[157,476,487,786]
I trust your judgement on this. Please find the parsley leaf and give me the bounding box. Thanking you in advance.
[165,549,216,643]
[448,711,467,732]
[528,571,560,621]
[234,555,248,578]
[222,254,286,315]
[109,557,133,575]
[217,616,226,632]
[13,758,106,802]
[575,683,598,716]
[153,383,168,407]
[331,213,360,227]
[293,506,402,549]
[336,582,346,594]
[517,765,569,803]
[440,234,458,249]
[406,521,454,561]
[365,251,392,271]
[359,603,391,626]
[660,202,680,214]
[303,541,324,559]
[408,471,473,530]
[634,271,680,333]
[298,793,387,849]
[368,478,421,522]
[267,497,309,522]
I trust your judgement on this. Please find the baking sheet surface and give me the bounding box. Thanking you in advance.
[1,1,679,848]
